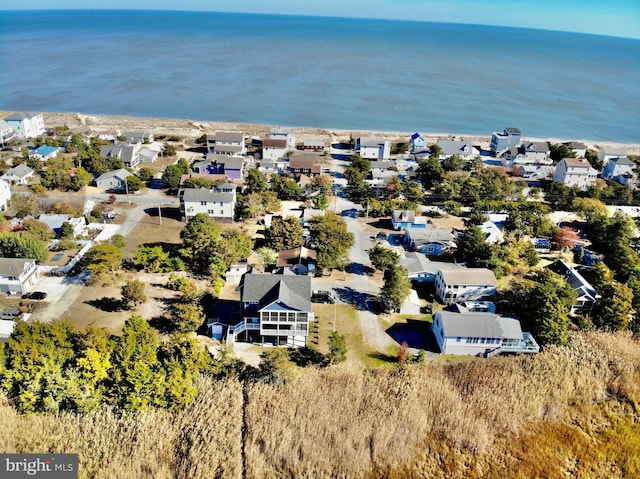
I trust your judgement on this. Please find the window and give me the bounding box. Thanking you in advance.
[456,337,461,342]
[200,201,207,206]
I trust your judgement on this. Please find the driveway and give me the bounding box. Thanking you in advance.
[28,274,87,323]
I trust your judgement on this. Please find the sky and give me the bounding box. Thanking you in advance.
[2,0,639,39]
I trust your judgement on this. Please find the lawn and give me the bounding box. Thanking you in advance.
[310,303,397,368]
[121,207,185,258]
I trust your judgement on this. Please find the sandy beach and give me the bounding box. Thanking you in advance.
[3,111,639,155]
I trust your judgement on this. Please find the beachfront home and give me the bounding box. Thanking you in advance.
[490,127,521,155]
[435,267,498,304]
[1,164,35,185]
[435,139,479,160]
[431,310,539,356]
[563,141,587,158]
[207,131,246,156]
[179,184,237,222]
[501,142,551,168]
[0,120,16,147]
[139,146,160,163]
[123,131,154,143]
[303,141,325,151]
[262,138,288,160]
[410,132,426,152]
[0,258,39,295]
[228,271,312,347]
[391,210,427,230]
[95,168,133,190]
[602,156,636,185]
[3,112,45,139]
[553,157,598,190]
[547,260,597,314]
[100,143,141,168]
[598,147,628,164]
[404,227,456,255]
[270,127,296,149]
[355,137,391,160]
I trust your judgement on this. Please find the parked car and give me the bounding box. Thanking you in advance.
[22,291,47,300]
[311,290,336,304]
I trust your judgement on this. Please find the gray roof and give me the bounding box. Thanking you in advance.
[95,168,132,182]
[609,157,635,166]
[181,188,235,204]
[209,131,244,143]
[400,253,440,275]
[242,272,311,312]
[218,156,245,170]
[100,144,137,164]
[547,261,596,299]
[0,257,36,276]
[438,268,498,286]
[504,128,521,134]
[523,142,550,152]
[358,137,388,147]
[4,164,34,179]
[4,112,41,121]
[562,157,594,169]
[437,311,523,339]
[406,227,454,242]
[370,160,394,170]
[392,210,415,223]
[436,139,477,156]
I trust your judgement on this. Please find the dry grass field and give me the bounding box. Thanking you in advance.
[1,332,638,479]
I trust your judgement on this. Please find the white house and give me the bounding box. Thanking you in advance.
[0,318,16,340]
[95,168,133,190]
[0,120,16,146]
[501,142,551,168]
[0,258,39,295]
[490,127,521,155]
[1,164,35,185]
[435,267,498,304]
[179,184,237,222]
[29,145,59,161]
[391,210,428,230]
[207,131,246,156]
[123,131,154,143]
[400,252,459,282]
[404,227,456,255]
[548,260,598,315]
[231,271,312,347]
[355,137,391,160]
[435,139,479,160]
[0,180,11,211]
[553,157,598,190]
[602,156,635,185]
[598,147,628,164]
[270,127,296,149]
[38,213,87,237]
[479,220,505,244]
[3,112,45,139]
[563,141,587,158]
[100,143,141,168]
[431,310,539,356]
[262,138,288,160]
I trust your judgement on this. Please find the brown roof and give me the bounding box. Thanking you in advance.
[562,157,592,168]
[276,247,317,267]
[263,139,287,148]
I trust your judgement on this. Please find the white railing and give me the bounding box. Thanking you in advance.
[226,320,259,344]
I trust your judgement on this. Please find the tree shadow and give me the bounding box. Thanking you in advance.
[386,320,440,353]
[334,286,376,311]
[288,347,328,367]
[368,352,397,363]
[144,206,181,220]
[85,296,123,312]
[149,315,173,333]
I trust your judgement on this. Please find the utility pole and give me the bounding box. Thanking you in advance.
[158,204,162,226]
[125,177,130,204]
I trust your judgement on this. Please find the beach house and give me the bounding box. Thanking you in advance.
[410,132,426,152]
[95,168,133,190]
[431,310,539,356]
[1,164,35,185]
[391,210,428,230]
[100,143,141,168]
[227,272,312,347]
[179,184,237,222]
[355,137,391,160]
[547,260,598,314]
[262,138,289,160]
[490,127,521,155]
[207,131,246,156]
[29,145,59,161]
[400,252,458,282]
[553,157,598,190]
[434,267,498,304]
[501,142,551,168]
[602,156,636,185]
[435,139,479,160]
[3,112,45,139]
[0,258,39,295]
[0,120,16,147]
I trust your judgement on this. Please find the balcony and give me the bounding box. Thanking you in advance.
[485,333,540,357]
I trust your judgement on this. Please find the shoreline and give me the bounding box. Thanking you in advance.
[4,111,639,153]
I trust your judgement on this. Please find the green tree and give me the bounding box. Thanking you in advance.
[163,142,177,157]
[309,212,355,271]
[137,167,154,183]
[59,221,75,239]
[458,225,492,266]
[591,283,633,332]
[270,174,302,200]
[380,265,411,312]
[258,349,293,384]
[368,245,400,272]
[548,142,577,163]
[246,168,268,193]
[328,331,347,364]
[121,279,147,310]
[169,302,205,334]
[133,245,171,272]
[264,216,304,251]
[312,193,329,210]
[110,234,126,249]
[162,164,185,189]
[125,175,145,192]
[416,157,444,190]
[22,219,55,242]
[10,193,40,218]
[85,244,123,284]
[0,233,48,262]
[255,246,277,272]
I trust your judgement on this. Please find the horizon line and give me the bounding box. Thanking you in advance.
[1,8,639,41]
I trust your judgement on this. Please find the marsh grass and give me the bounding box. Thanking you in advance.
[0,332,638,478]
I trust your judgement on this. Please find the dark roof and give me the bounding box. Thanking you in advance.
[263,139,287,148]
[4,112,41,121]
[181,188,235,204]
[437,311,523,339]
[209,131,244,143]
[242,272,311,312]
[504,128,521,134]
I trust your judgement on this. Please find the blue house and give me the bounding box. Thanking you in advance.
[29,145,59,161]
[410,132,426,152]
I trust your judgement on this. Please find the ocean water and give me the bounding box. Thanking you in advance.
[0,10,638,142]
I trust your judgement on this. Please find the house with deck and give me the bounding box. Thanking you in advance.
[0,258,39,295]
[3,112,45,139]
[602,156,635,186]
[192,154,245,181]
[431,310,539,356]
[410,132,426,152]
[547,260,597,314]
[404,227,456,255]
[501,142,551,167]
[286,152,323,177]
[563,141,587,158]
[207,131,246,156]
[355,137,391,160]
[227,272,312,347]
[490,127,521,155]
[179,184,237,222]
[123,131,154,143]
[435,267,498,304]
[303,141,325,151]
[553,157,598,190]
[270,127,296,149]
